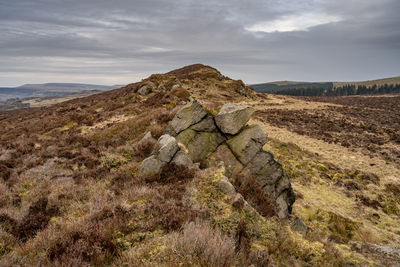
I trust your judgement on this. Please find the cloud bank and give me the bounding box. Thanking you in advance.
[0,0,399,86]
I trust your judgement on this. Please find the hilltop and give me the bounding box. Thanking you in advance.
[0,64,399,266]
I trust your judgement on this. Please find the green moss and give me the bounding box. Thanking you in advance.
[176,128,197,147]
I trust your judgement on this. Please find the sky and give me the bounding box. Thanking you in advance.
[0,0,399,86]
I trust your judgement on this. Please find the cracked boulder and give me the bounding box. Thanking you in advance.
[166,100,208,135]
[215,103,254,135]
[226,124,267,165]
[158,134,179,163]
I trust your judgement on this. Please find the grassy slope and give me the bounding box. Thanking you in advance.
[0,65,399,266]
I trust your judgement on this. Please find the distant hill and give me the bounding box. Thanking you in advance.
[0,83,121,102]
[250,76,400,96]
[16,83,121,91]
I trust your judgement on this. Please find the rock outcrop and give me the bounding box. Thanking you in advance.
[158,100,296,218]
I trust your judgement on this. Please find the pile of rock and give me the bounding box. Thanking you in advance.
[139,133,194,177]
[139,100,295,218]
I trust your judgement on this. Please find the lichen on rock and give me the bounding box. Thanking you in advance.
[161,100,295,218]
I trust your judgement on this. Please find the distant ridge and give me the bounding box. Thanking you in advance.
[16,83,122,91]
[0,83,122,103]
[250,76,400,96]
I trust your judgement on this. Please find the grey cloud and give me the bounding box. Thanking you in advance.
[0,0,399,86]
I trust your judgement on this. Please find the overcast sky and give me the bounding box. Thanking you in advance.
[0,0,399,86]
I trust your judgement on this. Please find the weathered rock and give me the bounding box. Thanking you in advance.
[152,100,295,218]
[241,150,273,176]
[186,132,225,162]
[190,115,217,132]
[172,151,193,167]
[226,125,267,165]
[209,144,244,177]
[158,135,179,163]
[218,176,236,195]
[215,104,254,135]
[176,129,225,163]
[139,155,165,176]
[168,100,208,135]
[254,161,285,190]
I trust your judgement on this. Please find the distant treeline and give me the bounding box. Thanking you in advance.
[253,83,400,96]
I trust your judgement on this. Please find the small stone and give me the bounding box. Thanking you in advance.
[158,135,179,163]
[215,104,254,135]
[139,155,165,176]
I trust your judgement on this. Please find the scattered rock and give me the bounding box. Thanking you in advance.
[215,104,254,135]
[138,81,156,96]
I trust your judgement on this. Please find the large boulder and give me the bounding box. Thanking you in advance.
[167,100,207,135]
[215,104,254,135]
[158,135,179,163]
[226,125,267,165]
